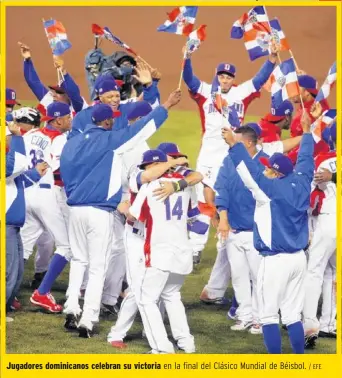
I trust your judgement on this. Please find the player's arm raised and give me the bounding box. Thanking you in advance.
[182,46,202,94]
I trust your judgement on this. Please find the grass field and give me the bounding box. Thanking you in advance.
[6,109,336,354]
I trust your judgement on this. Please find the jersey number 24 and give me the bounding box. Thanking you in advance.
[164,196,183,221]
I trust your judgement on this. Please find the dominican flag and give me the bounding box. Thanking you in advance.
[92,24,137,55]
[185,25,207,55]
[43,20,71,56]
[157,6,198,36]
[231,6,272,61]
[269,58,300,108]
[311,109,336,143]
[269,18,290,51]
[316,62,337,103]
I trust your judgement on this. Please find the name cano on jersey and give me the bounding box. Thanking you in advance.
[30,135,49,150]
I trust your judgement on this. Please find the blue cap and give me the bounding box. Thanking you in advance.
[94,77,120,97]
[127,101,153,121]
[157,142,188,158]
[91,103,115,123]
[139,149,168,169]
[243,123,262,138]
[298,75,318,95]
[216,63,236,77]
[41,102,71,122]
[266,100,294,121]
[330,121,336,143]
[6,88,21,106]
[259,153,294,177]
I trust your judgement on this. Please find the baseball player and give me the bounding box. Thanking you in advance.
[18,42,88,116]
[181,42,280,257]
[303,121,337,347]
[69,62,160,139]
[287,75,330,163]
[199,123,303,305]
[215,125,271,334]
[259,100,294,143]
[61,90,181,338]
[128,149,195,354]
[223,111,314,354]
[108,147,194,349]
[21,102,73,313]
[5,123,48,321]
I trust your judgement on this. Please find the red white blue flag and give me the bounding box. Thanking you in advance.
[185,25,207,55]
[269,18,290,51]
[43,20,71,56]
[231,6,272,61]
[92,24,137,55]
[311,109,336,143]
[269,58,300,108]
[157,6,198,36]
[316,62,336,103]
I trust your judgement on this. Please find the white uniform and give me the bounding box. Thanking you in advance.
[304,152,337,334]
[21,127,71,262]
[130,175,195,354]
[102,143,149,308]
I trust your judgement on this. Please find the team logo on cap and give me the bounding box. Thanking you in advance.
[285,109,291,115]
[277,76,286,88]
[271,108,276,115]
[11,91,16,100]
[153,156,159,161]
[53,111,61,117]
[272,163,280,170]
[224,64,230,71]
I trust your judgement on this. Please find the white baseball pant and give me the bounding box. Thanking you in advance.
[320,252,336,333]
[258,251,306,326]
[33,231,54,273]
[102,211,126,306]
[227,231,261,323]
[139,267,194,354]
[303,213,336,332]
[63,206,114,330]
[107,224,166,342]
[203,240,231,299]
[21,185,71,261]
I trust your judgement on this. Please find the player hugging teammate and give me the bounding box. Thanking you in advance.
[4,5,337,355]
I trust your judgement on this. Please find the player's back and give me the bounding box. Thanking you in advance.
[132,172,193,275]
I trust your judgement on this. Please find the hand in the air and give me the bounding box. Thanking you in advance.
[18,42,31,59]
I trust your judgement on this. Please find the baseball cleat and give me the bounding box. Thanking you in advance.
[304,333,318,349]
[193,251,202,265]
[249,324,263,335]
[101,303,120,316]
[10,297,21,311]
[30,290,63,313]
[200,289,228,305]
[227,306,238,320]
[78,326,93,338]
[230,320,253,331]
[318,330,336,339]
[110,341,127,349]
[64,314,79,331]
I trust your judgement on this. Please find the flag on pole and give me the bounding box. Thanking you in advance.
[231,6,272,61]
[315,62,337,103]
[92,24,137,55]
[269,58,300,107]
[157,6,198,36]
[43,20,71,56]
[310,109,336,143]
[269,18,290,51]
[185,25,207,55]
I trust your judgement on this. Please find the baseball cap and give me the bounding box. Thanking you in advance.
[6,88,21,106]
[259,153,294,177]
[94,77,120,98]
[298,75,318,95]
[138,149,168,169]
[264,100,294,122]
[242,123,262,138]
[157,142,188,158]
[41,102,71,122]
[216,63,236,78]
[127,101,153,121]
[48,85,66,94]
[91,103,116,123]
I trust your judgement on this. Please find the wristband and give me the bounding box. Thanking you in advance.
[172,182,179,192]
[178,179,188,191]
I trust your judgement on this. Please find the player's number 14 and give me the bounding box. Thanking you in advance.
[164,196,183,221]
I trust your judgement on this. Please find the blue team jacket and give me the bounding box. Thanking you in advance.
[60,106,168,211]
[215,149,269,232]
[229,134,314,255]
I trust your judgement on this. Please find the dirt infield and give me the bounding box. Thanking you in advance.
[6,6,336,114]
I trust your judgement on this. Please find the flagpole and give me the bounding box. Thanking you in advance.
[178,47,187,90]
[289,49,300,71]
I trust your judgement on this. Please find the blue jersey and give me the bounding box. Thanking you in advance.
[229,134,314,255]
[215,149,269,232]
[60,106,168,211]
